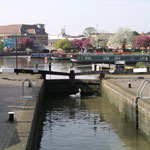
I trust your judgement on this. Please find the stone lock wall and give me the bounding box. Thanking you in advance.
[101,79,150,141]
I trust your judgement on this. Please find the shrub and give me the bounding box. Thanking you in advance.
[135,62,148,68]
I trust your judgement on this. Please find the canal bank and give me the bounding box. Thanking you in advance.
[101,74,150,141]
[0,72,43,150]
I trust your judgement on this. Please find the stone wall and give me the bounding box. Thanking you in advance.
[26,80,45,150]
[101,79,150,141]
[45,79,100,96]
[138,99,150,140]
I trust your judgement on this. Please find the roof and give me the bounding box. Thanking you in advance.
[0,24,22,34]
[21,24,48,35]
[0,24,48,35]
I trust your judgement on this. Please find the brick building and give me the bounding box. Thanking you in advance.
[0,24,48,49]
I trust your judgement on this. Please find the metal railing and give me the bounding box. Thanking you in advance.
[22,79,36,98]
[137,80,150,99]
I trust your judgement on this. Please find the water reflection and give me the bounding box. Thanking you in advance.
[39,96,150,150]
[0,57,96,79]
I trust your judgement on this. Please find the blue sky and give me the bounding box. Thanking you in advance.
[1,0,150,35]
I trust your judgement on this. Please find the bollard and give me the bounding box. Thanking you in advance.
[128,82,132,88]
[8,112,15,122]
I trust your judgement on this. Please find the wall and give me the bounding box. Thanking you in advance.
[101,79,150,141]
[45,79,100,96]
[26,81,45,150]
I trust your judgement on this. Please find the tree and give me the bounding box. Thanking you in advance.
[108,28,134,51]
[133,31,140,35]
[54,39,72,51]
[91,32,109,48]
[133,35,150,49]
[18,37,34,49]
[145,32,150,35]
[83,27,97,37]
[82,38,92,50]
[71,39,83,50]
[0,42,4,51]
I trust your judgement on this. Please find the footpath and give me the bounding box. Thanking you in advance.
[106,74,150,97]
[0,72,42,150]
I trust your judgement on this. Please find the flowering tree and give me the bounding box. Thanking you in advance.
[71,39,83,50]
[108,28,134,51]
[17,37,34,49]
[134,35,150,49]
[91,32,109,48]
[82,38,92,50]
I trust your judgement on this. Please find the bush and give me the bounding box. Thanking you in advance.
[124,49,132,52]
[133,49,141,52]
[135,62,149,68]
[0,42,4,51]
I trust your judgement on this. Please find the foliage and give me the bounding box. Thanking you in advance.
[83,27,96,37]
[145,32,150,35]
[133,35,150,49]
[54,39,72,51]
[17,37,34,49]
[82,38,92,49]
[108,28,134,51]
[71,39,83,50]
[133,49,141,52]
[0,42,4,51]
[91,32,109,48]
[133,31,140,35]
[135,62,149,68]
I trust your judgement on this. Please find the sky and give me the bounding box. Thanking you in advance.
[0,0,150,36]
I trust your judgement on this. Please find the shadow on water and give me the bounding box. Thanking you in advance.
[37,94,150,150]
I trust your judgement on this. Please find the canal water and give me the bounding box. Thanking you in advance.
[38,95,150,150]
[0,56,150,150]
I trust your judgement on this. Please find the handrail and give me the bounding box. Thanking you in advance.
[137,80,149,97]
[137,79,150,99]
[22,79,36,98]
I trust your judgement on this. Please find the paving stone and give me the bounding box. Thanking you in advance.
[0,73,42,150]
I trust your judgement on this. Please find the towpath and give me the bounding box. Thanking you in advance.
[0,72,42,150]
[106,74,150,100]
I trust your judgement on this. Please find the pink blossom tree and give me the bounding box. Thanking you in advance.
[82,38,92,50]
[17,37,34,49]
[134,35,150,49]
[71,39,83,50]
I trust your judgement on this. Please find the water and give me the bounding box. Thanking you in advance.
[0,56,150,150]
[0,56,97,79]
[39,96,150,150]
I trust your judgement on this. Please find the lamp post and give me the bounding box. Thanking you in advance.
[15,37,18,74]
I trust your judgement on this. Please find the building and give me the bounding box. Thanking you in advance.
[48,28,85,50]
[0,24,48,49]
